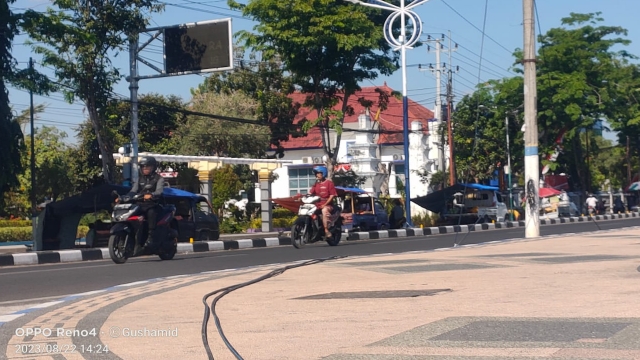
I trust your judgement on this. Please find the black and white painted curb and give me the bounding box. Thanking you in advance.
[0,212,638,267]
[3,223,638,328]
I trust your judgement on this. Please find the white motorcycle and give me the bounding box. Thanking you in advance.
[291,194,343,249]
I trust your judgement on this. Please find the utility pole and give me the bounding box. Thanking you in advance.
[129,36,140,184]
[523,0,540,238]
[426,35,445,173]
[426,34,457,177]
[28,57,37,244]
[446,30,458,186]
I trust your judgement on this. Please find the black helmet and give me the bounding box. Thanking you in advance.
[139,156,157,172]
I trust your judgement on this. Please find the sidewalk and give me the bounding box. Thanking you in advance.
[6,227,639,359]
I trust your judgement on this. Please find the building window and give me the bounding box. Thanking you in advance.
[394,164,405,177]
[288,167,315,196]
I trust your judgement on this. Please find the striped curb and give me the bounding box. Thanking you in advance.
[0,212,638,267]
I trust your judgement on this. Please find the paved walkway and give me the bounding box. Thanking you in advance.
[3,227,640,359]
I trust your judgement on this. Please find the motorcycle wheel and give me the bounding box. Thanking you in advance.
[108,234,129,264]
[326,229,342,246]
[291,219,309,249]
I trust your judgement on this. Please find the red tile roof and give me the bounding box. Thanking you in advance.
[275,83,435,150]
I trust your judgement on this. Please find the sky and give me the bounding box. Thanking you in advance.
[8,0,640,146]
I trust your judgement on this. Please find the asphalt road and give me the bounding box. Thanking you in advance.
[0,218,638,303]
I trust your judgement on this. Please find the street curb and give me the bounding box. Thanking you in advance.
[0,212,637,267]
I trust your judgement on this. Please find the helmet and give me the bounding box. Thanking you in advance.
[139,156,157,172]
[313,165,327,178]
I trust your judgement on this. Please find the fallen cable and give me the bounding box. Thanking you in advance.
[201,255,348,360]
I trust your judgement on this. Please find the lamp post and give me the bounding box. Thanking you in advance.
[346,0,430,226]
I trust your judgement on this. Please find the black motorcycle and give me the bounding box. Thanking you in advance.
[291,194,343,248]
[108,188,178,264]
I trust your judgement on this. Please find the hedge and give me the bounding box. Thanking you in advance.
[249,216,296,230]
[0,220,32,228]
[0,226,89,243]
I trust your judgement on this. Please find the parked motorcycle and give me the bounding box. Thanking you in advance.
[291,194,343,248]
[108,188,178,264]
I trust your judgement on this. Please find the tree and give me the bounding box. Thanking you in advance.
[71,93,188,190]
[21,0,164,184]
[230,0,399,178]
[174,91,270,157]
[5,126,74,216]
[209,165,243,217]
[531,12,635,190]
[197,47,301,158]
[11,104,47,133]
[449,87,507,182]
[0,0,25,210]
[448,13,637,191]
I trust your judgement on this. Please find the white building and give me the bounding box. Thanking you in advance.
[269,84,448,216]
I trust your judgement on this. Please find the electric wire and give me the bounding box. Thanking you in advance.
[201,255,348,360]
[453,0,490,248]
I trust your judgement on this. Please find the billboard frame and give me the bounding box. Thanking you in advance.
[133,18,234,81]
[125,18,235,184]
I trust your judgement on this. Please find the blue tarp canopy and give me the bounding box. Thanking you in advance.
[336,186,368,194]
[460,183,499,191]
[160,187,204,200]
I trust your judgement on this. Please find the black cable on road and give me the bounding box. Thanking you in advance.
[201,255,348,360]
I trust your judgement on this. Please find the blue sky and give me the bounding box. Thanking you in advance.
[8,0,640,145]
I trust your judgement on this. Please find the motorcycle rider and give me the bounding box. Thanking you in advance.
[126,156,165,248]
[308,165,338,237]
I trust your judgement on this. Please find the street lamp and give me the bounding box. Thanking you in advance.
[346,0,430,226]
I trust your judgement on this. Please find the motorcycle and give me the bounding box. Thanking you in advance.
[291,194,343,248]
[108,188,178,264]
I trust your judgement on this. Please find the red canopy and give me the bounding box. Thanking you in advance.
[539,187,562,198]
[270,195,304,213]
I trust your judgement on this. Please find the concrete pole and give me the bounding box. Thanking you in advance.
[434,40,445,173]
[523,0,540,237]
[129,36,140,184]
[259,169,273,232]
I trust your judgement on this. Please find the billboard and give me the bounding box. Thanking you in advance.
[163,18,233,75]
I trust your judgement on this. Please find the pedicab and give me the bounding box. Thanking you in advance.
[271,186,389,234]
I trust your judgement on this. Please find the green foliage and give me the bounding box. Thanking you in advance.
[197,48,300,158]
[209,165,243,216]
[21,0,165,183]
[219,218,247,234]
[333,170,366,188]
[0,0,24,212]
[0,220,31,228]
[248,216,295,230]
[78,211,111,227]
[450,12,639,191]
[175,167,201,193]
[411,213,440,228]
[0,226,89,242]
[533,12,636,190]
[175,91,270,157]
[3,126,75,217]
[272,207,295,218]
[230,0,399,175]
